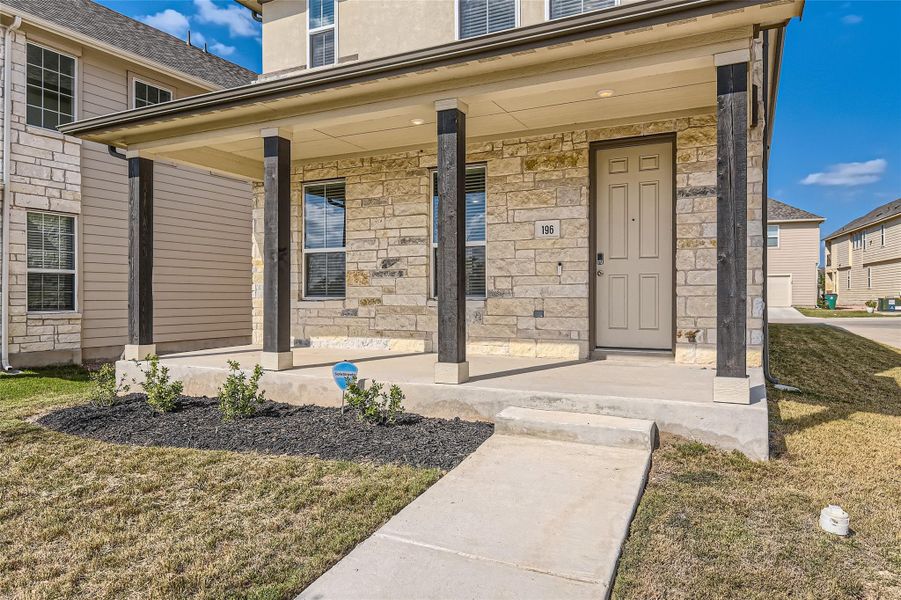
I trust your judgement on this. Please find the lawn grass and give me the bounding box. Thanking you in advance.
[613,324,901,599]
[0,366,440,599]
[796,306,892,318]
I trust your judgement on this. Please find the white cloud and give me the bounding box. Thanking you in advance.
[210,41,236,57]
[193,0,259,37]
[801,159,887,186]
[141,8,190,38]
[841,14,863,25]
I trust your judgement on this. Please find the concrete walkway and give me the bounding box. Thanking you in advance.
[769,307,901,348]
[298,433,651,599]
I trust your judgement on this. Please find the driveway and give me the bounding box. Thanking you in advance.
[769,307,901,349]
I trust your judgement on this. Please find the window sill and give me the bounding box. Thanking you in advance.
[24,124,72,141]
[27,311,81,319]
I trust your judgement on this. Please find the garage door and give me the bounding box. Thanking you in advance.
[767,275,792,307]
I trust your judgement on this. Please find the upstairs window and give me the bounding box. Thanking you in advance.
[26,43,76,130]
[309,0,336,68]
[851,231,865,250]
[303,180,346,298]
[432,165,487,298]
[459,0,517,39]
[548,0,617,20]
[767,224,780,248]
[134,80,173,108]
[27,212,76,312]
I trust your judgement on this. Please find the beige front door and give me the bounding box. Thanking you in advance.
[595,141,673,350]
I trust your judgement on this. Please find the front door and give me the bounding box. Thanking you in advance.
[595,141,673,350]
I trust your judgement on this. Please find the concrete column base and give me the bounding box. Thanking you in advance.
[713,375,750,404]
[123,344,156,360]
[261,351,294,371]
[435,361,469,384]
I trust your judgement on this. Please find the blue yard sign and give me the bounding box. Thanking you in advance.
[332,361,358,391]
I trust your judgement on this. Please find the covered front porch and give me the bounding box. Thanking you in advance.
[115,346,769,459]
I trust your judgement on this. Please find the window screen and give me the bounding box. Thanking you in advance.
[432,165,487,298]
[459,0,516,39]
[26,44,75,130]
[549,0,617,20]
[304,181,346,298]
[27,212,76,312]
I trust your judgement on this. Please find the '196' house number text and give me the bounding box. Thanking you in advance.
[535,220,560,239]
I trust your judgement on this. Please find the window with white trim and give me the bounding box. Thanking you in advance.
[309,0,336,68]
[548,0,617,20]
[134,80,172,108]
[303,180,345,298]
[459,0,516,39]
[26,43,76,130]
[881,224,886,246]
[767,224,779,248]
[867,267,872,289]
[431,165,487,298]
[852,231,865,250]
[27,212,76,312]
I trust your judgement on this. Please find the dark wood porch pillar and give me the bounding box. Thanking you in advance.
[261,130,293,371]
[714,57,750,403]
[124,154,155,360]
[434,99,468,384]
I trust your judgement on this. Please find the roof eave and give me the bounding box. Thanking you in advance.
[824,212,900,241]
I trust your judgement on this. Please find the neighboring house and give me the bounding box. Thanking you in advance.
[766,198,824,308]
[824,199,901,306]
[62,0,805,400]
[0,0,257,368]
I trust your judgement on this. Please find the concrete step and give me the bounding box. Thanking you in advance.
[494,406,657,450]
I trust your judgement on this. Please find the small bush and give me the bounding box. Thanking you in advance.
[344,378,405,425]
[218,360,266,421]
[865,299,877,309]
[89,363,130,407]
[140,355,183,413]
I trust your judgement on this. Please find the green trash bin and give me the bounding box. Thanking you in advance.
[824,293,837,310]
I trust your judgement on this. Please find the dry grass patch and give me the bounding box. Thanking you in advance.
[613,324,901,600]
[796,307,889,318]
[0,367,439,599]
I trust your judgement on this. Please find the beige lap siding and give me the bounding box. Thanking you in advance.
[80,144,253,361]
[767,222,821,307]
[251,111,765,365]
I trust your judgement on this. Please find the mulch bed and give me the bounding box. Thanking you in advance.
[38,395,493,470]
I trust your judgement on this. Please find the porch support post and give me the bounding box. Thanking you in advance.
[123,154,155,360]
[714,56,750,404]
[260,129,293,371]
[434,99,469,384]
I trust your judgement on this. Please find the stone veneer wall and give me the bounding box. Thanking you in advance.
[251,107,765,365]
[3,29,83,366]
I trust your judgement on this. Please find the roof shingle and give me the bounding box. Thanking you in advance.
[4,0,256,88]
[767,198,824,223]
[824,198,901,240]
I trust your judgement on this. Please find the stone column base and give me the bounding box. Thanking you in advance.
[261,351,294,371]
[123,344,156,360]
[713,375,750,404]
[435,361,469,384]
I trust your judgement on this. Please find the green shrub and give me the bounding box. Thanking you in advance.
[89,363,130,407]
[140,355,183,413]
[344,378,405,425]
[218,360,266,421]
[865,299,877,309]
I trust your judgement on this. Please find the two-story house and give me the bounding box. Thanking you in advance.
[824,198,901,306]
[765,198,824,308]
[61,0,805,405]
[1,0,257,369]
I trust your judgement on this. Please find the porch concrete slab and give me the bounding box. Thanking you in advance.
[118,346,769,459]
[298,434,651,599]
[495,406,657,450]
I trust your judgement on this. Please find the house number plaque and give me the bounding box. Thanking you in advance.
[534,220,560,239]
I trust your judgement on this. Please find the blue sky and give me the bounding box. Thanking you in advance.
[98,0,900,238]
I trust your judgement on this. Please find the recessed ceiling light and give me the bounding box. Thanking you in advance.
[596,89,615,98]
[411,118,426,125]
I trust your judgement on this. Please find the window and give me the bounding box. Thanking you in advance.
[26,43,76,130]
[867,267,872,289]
[767,224,780,248]
[459,0,516,39]
[27,213,76,312]
[431,165,487,298]
[847,271,851,290]
[548,0,617,20]
[309,0,336,68]
[134,80,172,108]
[852,231,865,250]
[881,224,886,246]
[303,180,345,298]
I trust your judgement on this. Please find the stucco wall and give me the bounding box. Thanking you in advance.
[251,110,765,366]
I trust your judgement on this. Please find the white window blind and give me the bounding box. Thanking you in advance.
[549,0,617,20]
[459,0,516,39]
[309,0,336,68]
[26,43,75,130]
[27,212,76,312]
[304,181,346,298]
[432,166,487,298]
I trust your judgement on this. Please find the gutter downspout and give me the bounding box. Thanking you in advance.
[2,16,23,373]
